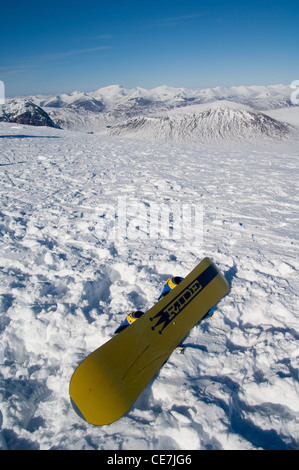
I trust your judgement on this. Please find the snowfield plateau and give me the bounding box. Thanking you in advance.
[0,87,298,450]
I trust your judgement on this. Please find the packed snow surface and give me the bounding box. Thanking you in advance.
[0,122,298,450]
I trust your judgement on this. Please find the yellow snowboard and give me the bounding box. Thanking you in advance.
[69,257,229,425]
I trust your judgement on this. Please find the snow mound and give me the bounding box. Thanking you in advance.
[108,106,293,142]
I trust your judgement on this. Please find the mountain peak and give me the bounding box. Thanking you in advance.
[108,105,293,143]
[93,85,127,100]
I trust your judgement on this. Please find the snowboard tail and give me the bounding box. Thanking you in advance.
[69,257,229,425]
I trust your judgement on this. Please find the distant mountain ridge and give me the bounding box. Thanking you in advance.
[1,84,297,141]
[22,83,293,125]
[32,83,294,113]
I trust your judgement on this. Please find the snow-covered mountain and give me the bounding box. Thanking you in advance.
[27,83,295,131]
[38,90,105,113]
[0,99,60,128]
[34,83,294,114]
[108,102,294,143]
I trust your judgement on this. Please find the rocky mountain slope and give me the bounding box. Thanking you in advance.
[0,100,60,128]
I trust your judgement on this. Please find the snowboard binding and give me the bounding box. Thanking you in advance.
[158,276,184,299]
[114,310,145,334]
[114,275,215,334]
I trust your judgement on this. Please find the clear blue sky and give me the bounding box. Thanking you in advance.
[1,0,299,96]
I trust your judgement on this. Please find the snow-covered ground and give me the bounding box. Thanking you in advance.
[0,122,298,450]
